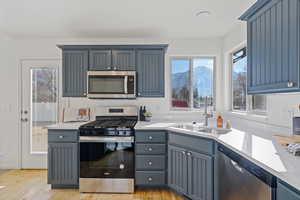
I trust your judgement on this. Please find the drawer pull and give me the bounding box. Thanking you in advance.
[148,177,153,182]
[59,136,64,139]
[148,161,153,166]
[148,136,153,140]
[148,147,153,151]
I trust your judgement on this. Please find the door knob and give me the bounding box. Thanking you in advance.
[148,147,153,151]
[186,152,192,156]
[148,161,153,166]
[148,136,153,140]
[148,177,153,182]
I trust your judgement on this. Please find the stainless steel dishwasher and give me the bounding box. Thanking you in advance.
[218,144,276,200]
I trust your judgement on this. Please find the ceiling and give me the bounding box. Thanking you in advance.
[0,0,256,39]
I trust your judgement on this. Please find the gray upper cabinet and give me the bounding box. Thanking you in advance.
[112,50,135,71]
[62,50,88,97]
[277,181,300,200]
[48,142,78,186]
[137,50,165,97]
[89,50,112,71]
[240,0,300,94]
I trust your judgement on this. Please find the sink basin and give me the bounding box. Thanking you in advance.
[173,123,231,135]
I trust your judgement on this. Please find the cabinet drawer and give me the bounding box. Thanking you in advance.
[48,130,78,143]
[135,171,165,186]
[135,131,166,143]
[168,132,214,155]
[135,144,166,155]
[136,155,165,170]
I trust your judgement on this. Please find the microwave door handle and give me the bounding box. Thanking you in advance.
[124,76,128,94]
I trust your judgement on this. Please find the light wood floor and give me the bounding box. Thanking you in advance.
[0,170,183,200]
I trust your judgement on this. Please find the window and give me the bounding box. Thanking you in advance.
[171,57,215,110]
[232,48,266,113]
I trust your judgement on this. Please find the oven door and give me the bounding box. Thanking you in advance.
[87,71,136,99]
[79,136,135,193]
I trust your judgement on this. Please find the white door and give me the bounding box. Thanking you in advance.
[21,60,60,169]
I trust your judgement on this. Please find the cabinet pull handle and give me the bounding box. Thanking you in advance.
[148,136,153,140]
[114,67,117,70]
[148,161,152,166]
[148,177,152,182]
[148,147,153,151]
[187,152,192,156]
[287,82,294,87]
[59,136,64,139]
[182,151,186,155]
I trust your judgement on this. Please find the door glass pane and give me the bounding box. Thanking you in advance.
[192,58,214,109]
[31,68,58,153]
[89,76,125,94]
[232,48,247,111]
[171,59,190,108]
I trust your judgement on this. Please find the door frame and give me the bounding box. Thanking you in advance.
[18,58,61,169]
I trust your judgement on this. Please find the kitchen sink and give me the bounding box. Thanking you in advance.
[173,123,231,135]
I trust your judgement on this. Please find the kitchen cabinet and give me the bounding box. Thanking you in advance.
[48,130,79,189]
[58,45,167,98]
[89,50,112,71]
[277,181,300,200]
[62,50,88,97]
[240,0,300,94]
[135,130,167,187]
[137,50,165,97]
[168,132,214,200]
[112,50,135,71]
[89,49,135,71]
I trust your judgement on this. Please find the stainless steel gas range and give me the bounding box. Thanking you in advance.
[79,106,138,193]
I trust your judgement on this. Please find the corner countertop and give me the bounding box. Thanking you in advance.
[46,120,300,191]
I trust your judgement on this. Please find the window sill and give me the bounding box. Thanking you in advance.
[226,111,268,123]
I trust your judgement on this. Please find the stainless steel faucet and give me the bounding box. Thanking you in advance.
[203,96,213,126]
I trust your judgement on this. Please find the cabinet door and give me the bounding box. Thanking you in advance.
[62,50,88,97]
[168,145,188,195]
[112,50,135,71]
[48,143,78,185]
[247,0,299,94]
[89,50,112,71]
[137,50,165,97]
[277,182,300,200]
[187,151,213,200]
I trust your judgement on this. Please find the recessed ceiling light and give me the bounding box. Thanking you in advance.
[195,10,211,17]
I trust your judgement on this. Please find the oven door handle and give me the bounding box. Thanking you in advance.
[79,136,134,143]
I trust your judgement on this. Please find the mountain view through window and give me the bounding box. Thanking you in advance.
[171,58,214,109]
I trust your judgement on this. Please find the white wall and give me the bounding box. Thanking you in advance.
[0,34,20,169]
[222,22,300,130]
[0,37,223,169]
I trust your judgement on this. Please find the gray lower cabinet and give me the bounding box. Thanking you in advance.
[168,145,188,195]
[168,132,214,200]
[48,130,79,188]
[62,50,88,97]
[277,181,300,200]
[135,130,167,187]
[137,50,165,97]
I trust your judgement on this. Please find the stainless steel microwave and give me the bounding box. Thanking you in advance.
[87,71,136,99]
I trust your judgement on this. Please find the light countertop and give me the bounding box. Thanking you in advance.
[47,120,300,191]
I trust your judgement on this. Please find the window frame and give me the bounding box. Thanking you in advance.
[170,56,216,111]
[230,47,267,115]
